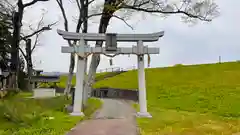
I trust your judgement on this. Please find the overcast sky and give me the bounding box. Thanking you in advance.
[22,0,240,72]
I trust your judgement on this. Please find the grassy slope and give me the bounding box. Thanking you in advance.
[94,62,240,135]
[0,93,102,135]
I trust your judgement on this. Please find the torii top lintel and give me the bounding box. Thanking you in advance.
[57,29,164,42]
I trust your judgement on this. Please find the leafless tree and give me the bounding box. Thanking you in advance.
[9,0,50,89]
[55,0,89,97]
[0,0,51,89]
[18,12,58,91]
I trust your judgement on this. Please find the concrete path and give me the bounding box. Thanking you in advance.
[67,98,138,135]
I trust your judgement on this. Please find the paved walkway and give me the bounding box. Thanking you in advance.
[67,99,138,135]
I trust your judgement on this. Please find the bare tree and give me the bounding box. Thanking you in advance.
[0,0,51,89]
[18,13,58,91]
[9,0,50,89]
[83,0,220,102]
[55,0,90,96]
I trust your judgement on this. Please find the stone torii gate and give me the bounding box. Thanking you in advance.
[57,29,164,118]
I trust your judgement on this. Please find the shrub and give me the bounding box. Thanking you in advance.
[0,92,103,134]
[0,89,20,99]
[0,90,7,99]
[1,99,46,127]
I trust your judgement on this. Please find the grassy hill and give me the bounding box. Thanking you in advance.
[94,62,240,135]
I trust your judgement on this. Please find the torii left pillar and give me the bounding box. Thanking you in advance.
[70,39,85,116]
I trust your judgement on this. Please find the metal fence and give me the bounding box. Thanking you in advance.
[97,67,121,73]
[97,66,136,73]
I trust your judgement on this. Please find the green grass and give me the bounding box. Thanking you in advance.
[0,93,102,135]
[94,61,240,135]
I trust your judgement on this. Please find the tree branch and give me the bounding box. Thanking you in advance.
[88,0,95,5]
[18,47,27,60]
[87,13,104,19]
[121,4,211,21]
[31,33,39,52]
[23,0,49,8]
[20,25,53,41]
[56,0,68,31]
[87,13,134,30]
[21,21,58,41]
[112,15,133,30]
[56,0,72,46]
[75,0,84,33]
[75,0,81,12]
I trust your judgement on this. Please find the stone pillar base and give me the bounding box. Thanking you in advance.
[136,112,152,118]
[70,112,85,116]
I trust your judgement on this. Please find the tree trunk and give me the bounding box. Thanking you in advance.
[26,39,33,91]
[55,0,75,95]
[10,0,25,89]
[84,4,113,101]
[83,57,88,104]
[82,0,89,106]
[84,54,100,99]
[64,53,75,95]
[10,11,21,89]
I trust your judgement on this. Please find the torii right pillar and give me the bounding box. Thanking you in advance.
[136,40,152,118]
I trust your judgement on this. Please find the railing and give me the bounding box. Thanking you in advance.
[123,66,136,71]
[97,66,136,73]
[97,67,120,73]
